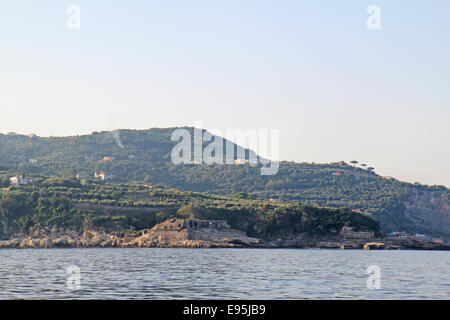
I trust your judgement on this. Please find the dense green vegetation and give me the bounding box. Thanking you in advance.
[0,174,383,239]
[0,128,448,237]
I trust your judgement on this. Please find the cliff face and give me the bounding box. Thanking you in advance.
[126,219,263,248]
[0,219,263,248]
[0,219,448,250]
[403,191,450,236]
[373,191,450,240]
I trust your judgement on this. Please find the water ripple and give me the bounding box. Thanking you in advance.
[0,248,449,299]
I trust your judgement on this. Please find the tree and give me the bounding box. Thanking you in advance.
[235,192,250,199]
[177,205,199,219]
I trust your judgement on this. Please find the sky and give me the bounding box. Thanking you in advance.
[0,0,449,186]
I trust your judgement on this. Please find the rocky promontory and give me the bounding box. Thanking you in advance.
[0,219,448,250]
[0,219,263,248]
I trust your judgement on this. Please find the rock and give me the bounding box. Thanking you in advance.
[0,220,449,250]
[53,237,69,247]
[123,218,263,248]
[363,242,385,250]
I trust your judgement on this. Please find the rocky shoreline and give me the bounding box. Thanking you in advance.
[1,218,449,250]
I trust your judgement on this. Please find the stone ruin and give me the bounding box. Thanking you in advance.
[152,218,230,232]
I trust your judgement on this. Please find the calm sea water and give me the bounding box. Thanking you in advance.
[0,248,448,299]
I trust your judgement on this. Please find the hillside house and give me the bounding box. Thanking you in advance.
[234,159,251,166]
[414,233,432,241]
[100,156,114,162]
[94,171,113,181]
[330,161,347,166]
[10,175,33,186]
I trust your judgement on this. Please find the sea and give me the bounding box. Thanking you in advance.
[0,248,448,299]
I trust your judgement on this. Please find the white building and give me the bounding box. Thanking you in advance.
[94,171,113,181]
[10,175,33,186]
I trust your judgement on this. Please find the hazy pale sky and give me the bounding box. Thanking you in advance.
[0,1,449,186]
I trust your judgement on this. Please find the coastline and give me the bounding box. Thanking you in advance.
[1,218,448,251]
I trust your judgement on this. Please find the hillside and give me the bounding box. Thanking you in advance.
[0,176,383,244]
[0,128,448,240]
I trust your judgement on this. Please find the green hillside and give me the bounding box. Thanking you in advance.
[0,175,383,240]
[0,128,448,239]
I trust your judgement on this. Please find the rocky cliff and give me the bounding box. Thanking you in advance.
[124,218,262,248]
[0,219,263,248]
[1,219,448,250]
[373,191,450,241]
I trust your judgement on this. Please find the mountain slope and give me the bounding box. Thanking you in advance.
[0,128,448,240]
[0,177,384,243]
